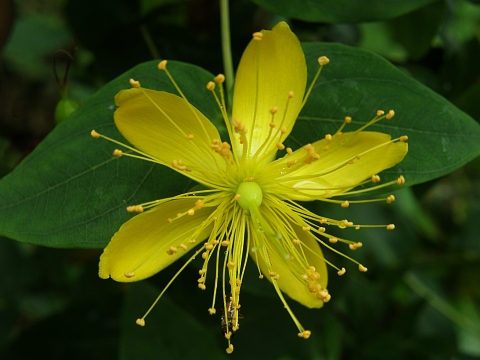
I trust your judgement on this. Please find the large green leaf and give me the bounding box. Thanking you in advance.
[288,42,480,187]
[0,42,479,249]
[251,0,439,23]
[0,61,221,248]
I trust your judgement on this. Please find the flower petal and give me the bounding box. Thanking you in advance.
[115,88,225,186]
[99,198,214,282]
[250,208,328,309]
[262,131,408,201]
[232,22,307,163]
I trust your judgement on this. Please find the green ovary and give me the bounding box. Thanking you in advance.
[236,181,263,210]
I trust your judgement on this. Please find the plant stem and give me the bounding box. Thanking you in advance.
[220,0,234,108]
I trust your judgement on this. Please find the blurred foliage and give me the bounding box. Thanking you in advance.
[0,0,480,359]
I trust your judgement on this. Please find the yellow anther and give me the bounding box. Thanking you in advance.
[344,116,352,123]
[386,109,395,119]
[226,344,234,354]
[199,269,206,275]
[355,242,363,248]
[214,74,225,83]
[320,218,327,224]
[286,147,293,155]
[281,126,287,134]
[269,122,276,128]
[376,110,385,116]
[127,205,144,213]
[292,239,301,245]
[158,60,167,70]
[234,194,241,201]
[324,293,331,303]
[329,237,338,243]
[252,31,263,40]
[187,209,195,216]
[270,106,278,114]
[124,271,135,278]
[112,149,123,157]
[318,227,325,233]
[189,238,196,243]
[325,134,332,141]
[287,159,297,168]
[180,244,187,251]
[371,174,381,183]
[246,177,255,182]
[195,200,204,208]
[322,145,329,151]
[318,56,330,66]
[186,134,194,140]
[358,264,368,272]
[276,142,285,150]
[136,318,145,326]
[298,330,311,339]
[386,224,395,230]
[90,130,101,139]
[227,261,235,269]
[129,78,140,88]
[337,267,346,276]
[387,195,395,203]
[204,243,214,251]
[288,91,294,98]
[397,175,405,185]
[197,277,205,283]
[400,135,408,142]
[341,200,350,208]
[208,308,216,315]
[198,283,206,290]
[349,243,357,250]
[355,225,361,230]
[221,240,230,247]
[302,226,311,232]
[206,81,215,91]
[167,246,178,255]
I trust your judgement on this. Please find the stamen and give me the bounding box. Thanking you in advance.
[358,264,368,272]
[386,224,395,230]
[129,78,141,88]
[252,32,263,40]
[112,149,122,157]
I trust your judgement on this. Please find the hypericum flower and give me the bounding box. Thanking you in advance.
[92,22,408,354]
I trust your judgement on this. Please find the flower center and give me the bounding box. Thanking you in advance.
[236,181,263,210]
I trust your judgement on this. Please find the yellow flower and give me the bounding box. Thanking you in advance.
[92,22,407,353]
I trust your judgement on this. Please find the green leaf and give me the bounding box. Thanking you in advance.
[0,60,220,248]
[287,42,480,187]
[120,282,227,360]
[251,0,439,23]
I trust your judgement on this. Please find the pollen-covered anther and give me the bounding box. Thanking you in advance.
[246,177,255,182]
[90,130,101,139]
[318,55,330,66]
[270,106,278,114]
[189,238,196,243]
[276,142,285,150]
[198,283,206,290]
[211,139,232,158]
[324,293,332,302]
[377,110,385,116]
[292,238,301,245]
[221,240,230,247]
[187,209,195,216]
[325,134,332,141]
[269,122,276,128]
[232,119,247,134]
[226,344,234,354]
[187,134,194,140]
[166,246,178,255]
[358,264,368,272]
[329,237,338,243]
[252,31,263,40]
[387,195,395,203]
[304,144,320,163]
[372,174,381,183]
[136,318,145,326]
[288,91,294,98]
[227,261,235,269]
[204,243,214,251]
[386,224,395,230]
[286,147,293,155]
[180,244,187,251]
[342,219,354,227]
[194,200,204,209]
[172,159,188,171]
[337,267,346,276]
[349,243,357,250]
[280,126,287,134]
[208,308,216,315]
[269,271,280,280]
[233,194,241,201]
[287,159,298,168]
[127,205,144,213]
[157,60,167,70]
[344,116,352,123]
[397,175,405,185]
[386,110,395,119]
[341,200,350,208]
[197,276,205,284]
[318,226,325,233]
[302,226,311,232]
[124,271,135,278]
[129,78,140,88]
[206,81,215,91]
[214,74,225,83]
[400,135,408,142]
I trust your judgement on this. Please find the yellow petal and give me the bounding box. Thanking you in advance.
[250,209,328,308]
[99,198,214,282]
[115,88,225,185]
[232,22,307,163]
[263,131,408,201]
